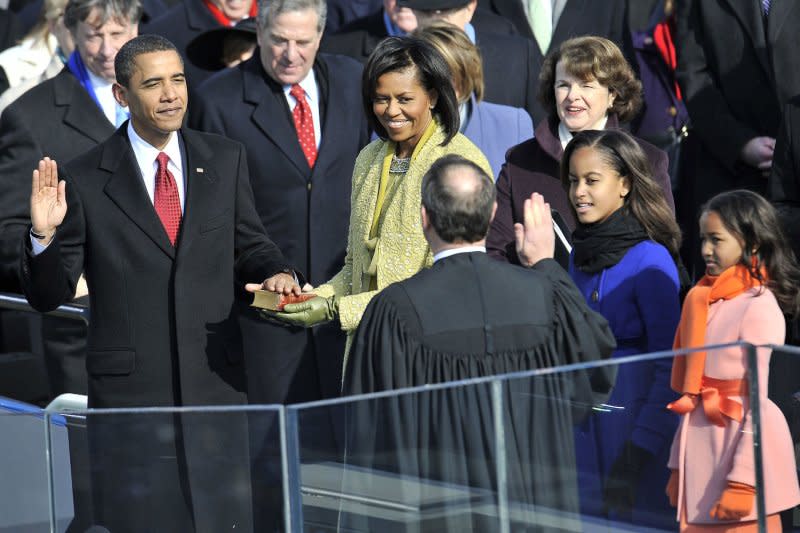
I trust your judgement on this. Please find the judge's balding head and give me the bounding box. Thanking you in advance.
[421,154,496,248]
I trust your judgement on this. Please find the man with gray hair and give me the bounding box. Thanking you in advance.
[343,154,615,529]
[192,0,369,406]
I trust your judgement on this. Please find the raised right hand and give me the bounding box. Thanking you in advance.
[30,157,66,243]
[514,192,555,267]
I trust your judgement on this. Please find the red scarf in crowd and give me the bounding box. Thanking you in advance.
[203,0,257,27]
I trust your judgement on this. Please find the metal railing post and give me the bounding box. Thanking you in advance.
[280,406,304,532]
[745,343,766,533]
[0,292,89,324]
[492,379,511,533]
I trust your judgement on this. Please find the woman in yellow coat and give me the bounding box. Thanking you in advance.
[272,36,491,354]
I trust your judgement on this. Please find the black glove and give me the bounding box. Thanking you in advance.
[602,440,653,517]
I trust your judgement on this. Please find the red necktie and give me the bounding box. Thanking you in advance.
[154,152,182,246]
[290,84,317,167]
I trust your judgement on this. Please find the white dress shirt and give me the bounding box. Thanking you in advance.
[87,69,119,126]
[127,122,185,210]
[282,69,321,150]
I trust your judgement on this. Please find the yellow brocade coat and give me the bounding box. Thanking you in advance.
[315,123,491,350]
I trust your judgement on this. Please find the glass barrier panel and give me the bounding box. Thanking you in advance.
[761,343,800,531]
[498,350,679,532]
[46,405,285,533]
[0,398,62,533]
[287,343,780,533]
[290,379,504,533]
[495,343,779,532]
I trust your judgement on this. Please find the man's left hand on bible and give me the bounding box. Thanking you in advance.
[245,272,301,296]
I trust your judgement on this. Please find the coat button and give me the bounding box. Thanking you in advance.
[307,182,312,191]
[591,290,599,302]
[669,106,678,117]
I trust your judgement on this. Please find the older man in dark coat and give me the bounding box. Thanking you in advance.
[191,0,369,405]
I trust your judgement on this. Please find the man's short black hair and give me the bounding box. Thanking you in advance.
[114,34,181,88]
[421,154,496,243]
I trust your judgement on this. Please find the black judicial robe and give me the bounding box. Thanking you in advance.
[341,253,616,532]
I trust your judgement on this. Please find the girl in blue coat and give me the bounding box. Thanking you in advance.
[563,129,682,528]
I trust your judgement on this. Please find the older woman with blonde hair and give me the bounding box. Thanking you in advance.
[414,21,532,178]
[487,35,675,266]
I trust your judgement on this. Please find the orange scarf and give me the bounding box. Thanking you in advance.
[670,264,764,394]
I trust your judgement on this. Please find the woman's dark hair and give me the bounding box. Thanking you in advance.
[560,129,681,258]
[362,36,459,146]
[538,35,642,123]
[703,190,800,317]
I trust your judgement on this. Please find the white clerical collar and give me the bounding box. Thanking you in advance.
[558,115,608,150]
[433,245,486,263]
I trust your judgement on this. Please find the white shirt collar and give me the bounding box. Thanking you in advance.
[433,246,486,263]
[558,115,609,150]
[282,68,318,106]
[282,68,321,150]
[87,68,117,125]
[127,121,185,208]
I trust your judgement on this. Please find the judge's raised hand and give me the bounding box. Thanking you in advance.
[514,192,554,267]
[30,157,66,244]
[245,272,301,296]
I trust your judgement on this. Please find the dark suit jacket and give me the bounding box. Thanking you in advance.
[0,9,24,54]
[325,0,381,34]
[21,125,292,408]
[320,9,384,64]
[675,0,800,188]
[674,1,800,277]
[769,96,800,249]
[20,125,293,532]
[321,7,516,59]
[475,29,544,122]
[486,115,673,265]
[0,68,114,292]
[142,0,222,93]
[478,0,632,62]
[191,54,369,402]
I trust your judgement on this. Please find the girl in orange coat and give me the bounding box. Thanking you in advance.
[666,190,800,531]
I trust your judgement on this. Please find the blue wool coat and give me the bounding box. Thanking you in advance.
[569,239,680,528]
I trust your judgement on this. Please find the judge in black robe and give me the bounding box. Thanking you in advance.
[340,155,616,532]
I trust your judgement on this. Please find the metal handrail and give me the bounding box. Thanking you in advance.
[0,292,89,325]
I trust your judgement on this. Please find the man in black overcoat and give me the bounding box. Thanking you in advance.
[675,0,800,277]
[21,34,300,532]
[0,0,143,402]
[192,0,370,405]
